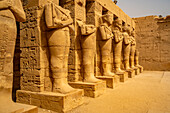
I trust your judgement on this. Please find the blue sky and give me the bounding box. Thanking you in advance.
[115,0,170,18]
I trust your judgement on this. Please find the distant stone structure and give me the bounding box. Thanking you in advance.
[134,15,170,71]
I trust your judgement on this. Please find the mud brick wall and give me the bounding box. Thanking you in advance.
[134,16,170,71]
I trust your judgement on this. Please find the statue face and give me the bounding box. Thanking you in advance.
[106,14,113,25]
[132,31,135,37]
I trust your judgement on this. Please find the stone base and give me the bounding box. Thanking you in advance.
[126,69,135,78]
[116,72,128,82]
[139,66,144,73]
[16,89,84,113]
[96,75,120,89]
[134,67,140,75]
[69,81,106,98]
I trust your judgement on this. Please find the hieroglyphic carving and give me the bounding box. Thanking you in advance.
[20,6,42,91]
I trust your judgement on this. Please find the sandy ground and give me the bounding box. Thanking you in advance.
[40,71,170,113]
[1,71,170,113]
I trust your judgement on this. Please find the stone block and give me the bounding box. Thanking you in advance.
[138,66,144,73]
[69,81,106,98]
[117,72,128,82]
[127,69,135,78]
[134,67,140,75]
[17,89,84,113]
[96,75,120,89]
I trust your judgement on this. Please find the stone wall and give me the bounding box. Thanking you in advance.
[134,15,170,71]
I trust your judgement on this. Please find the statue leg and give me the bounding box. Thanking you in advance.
[114,41,125,74]
[81,33,101,83]
[123,44,131,70]
[101,38,115,76]
[47,28,74,94]
[130,45,136,68]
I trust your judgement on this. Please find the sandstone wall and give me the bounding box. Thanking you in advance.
[134,16,170,71]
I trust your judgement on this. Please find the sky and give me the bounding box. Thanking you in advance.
[115,0,170,18]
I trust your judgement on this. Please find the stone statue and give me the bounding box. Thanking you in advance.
[122,24,132,71]
[45,1,75,93]
[130,30,136,69]
[99,13,115,77]
[0,0,26,88]
[77,20,101,83]
[135,50,143,72]
[112,18,125,74]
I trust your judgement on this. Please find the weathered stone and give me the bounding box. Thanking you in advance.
[17,89,83,113]
[69,81,106,98]
[117,72,128,82]
[96,75,120,88]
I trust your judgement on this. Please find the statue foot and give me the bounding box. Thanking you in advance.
[131,66,137,69]
[103,72,115,77]
[125,67,132,71]
[84,76,102,83]
[53,84,75,94]
[116,69,125,74]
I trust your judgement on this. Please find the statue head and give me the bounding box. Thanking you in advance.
[114,18,122,30]
[122,24,128,32]
[102,13,113,26]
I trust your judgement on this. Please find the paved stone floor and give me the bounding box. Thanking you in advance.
[40,71,170,113]
[1,71,170,113]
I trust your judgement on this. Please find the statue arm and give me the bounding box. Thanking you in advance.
[0,0,11,10]
[59,18,73,27]
[124,35,130,44]
[10,0,26,22]
[45,3,73,29]
[99,26,107,40]
[113,31,122,43]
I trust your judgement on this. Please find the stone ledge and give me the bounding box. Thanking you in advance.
[16,89,84,113]
[96,75,120,89]
[69,81,106,98]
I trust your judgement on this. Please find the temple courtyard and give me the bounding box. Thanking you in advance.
[39,71,170,113]
[1,71,170,113]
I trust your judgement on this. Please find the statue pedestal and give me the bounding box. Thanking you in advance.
[134,67,140,75]
[69,81,106,98]
[16,89,83,113]
[138,66,144,73]
[126,69,135,78]
[96,75,120,89]
[116,72,128,82]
